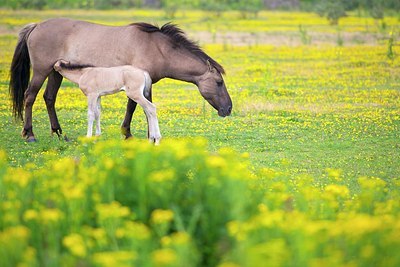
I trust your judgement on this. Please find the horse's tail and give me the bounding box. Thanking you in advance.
[9,23,37,121]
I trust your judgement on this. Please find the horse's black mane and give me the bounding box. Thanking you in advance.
[59,61,94,70]
[132,22,225,74]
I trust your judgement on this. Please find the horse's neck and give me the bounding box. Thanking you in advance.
[58,69,86,84]
[160,49,207,84]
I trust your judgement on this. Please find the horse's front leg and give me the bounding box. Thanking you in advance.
[121,98,137,139]
[43,70,66,140]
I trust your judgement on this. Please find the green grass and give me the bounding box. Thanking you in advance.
[0,9,399,179]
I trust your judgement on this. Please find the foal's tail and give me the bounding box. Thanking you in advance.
[9,23,37,120]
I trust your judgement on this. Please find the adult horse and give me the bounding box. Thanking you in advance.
[9,18,232,142]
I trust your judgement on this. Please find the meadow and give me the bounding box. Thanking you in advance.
[0,8,399,267]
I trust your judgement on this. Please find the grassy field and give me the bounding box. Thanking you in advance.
[0,9,400,267]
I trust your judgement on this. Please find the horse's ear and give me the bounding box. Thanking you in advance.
[207,59,214,73]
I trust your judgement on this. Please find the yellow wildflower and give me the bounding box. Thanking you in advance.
[218,262,240,267]
[23,209,39,221]
[149,169,175,183]
[97,201,131,221]
[63,233,87,258]
[92,251,136,267]
[324,184,350,198]
[151,209,174,224]
[40,209,64,224]
[152,248,177,266]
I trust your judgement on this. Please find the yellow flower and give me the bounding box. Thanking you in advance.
[92,251,136,267]
[218,262,240,267]
[0,150,6,162]
[62,185,84,200]
[63,233,87,258]
[151,209,174,224]
[152,248,177,266]
[40,209,64,224]
[169,232,190,245]
[0,226,29,242]
[5,168,31,188]
[150,169,175,183]
[324,184,350,198]
[97,201,131,221]
[206,155,227,169]
[23,209,39,221]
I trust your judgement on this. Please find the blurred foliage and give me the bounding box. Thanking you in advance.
[0,0,399,15]
[1,139,400,266]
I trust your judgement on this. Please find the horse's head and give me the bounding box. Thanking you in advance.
[197,62,232,117]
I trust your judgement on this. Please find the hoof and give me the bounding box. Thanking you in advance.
[124,134,133,140]
[64,135,70,142]
[26,136,37,143]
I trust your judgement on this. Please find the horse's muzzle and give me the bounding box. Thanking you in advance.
[218,105,232,117]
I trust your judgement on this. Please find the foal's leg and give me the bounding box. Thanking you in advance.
[43,70,65,140]
[95,97,101,136]
[121,84,152,139]
[127,89,161,144]
[86,94,98,137]
[22,72,48,142]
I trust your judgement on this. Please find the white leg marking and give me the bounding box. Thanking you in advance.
[95,97,101,136]
[86,94,98,137]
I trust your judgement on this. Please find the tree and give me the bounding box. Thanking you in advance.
[314,0,346,25]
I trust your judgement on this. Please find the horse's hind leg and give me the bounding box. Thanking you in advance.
[43,70,65,140]
[22,73,47,142]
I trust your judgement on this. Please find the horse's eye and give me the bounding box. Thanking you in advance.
[216,81,223,87]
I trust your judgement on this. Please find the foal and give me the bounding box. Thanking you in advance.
[54,60,161,144]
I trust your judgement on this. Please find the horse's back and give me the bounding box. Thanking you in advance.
[27,18,139,70]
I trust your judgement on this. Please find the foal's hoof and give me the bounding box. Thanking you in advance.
[149,137,161,145]
[26,136,37,143]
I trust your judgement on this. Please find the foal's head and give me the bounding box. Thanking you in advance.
[196,60,232,117]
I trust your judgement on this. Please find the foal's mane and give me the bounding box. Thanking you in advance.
[132,22,225,74]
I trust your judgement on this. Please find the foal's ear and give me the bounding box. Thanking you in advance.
[206,59,215,73]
